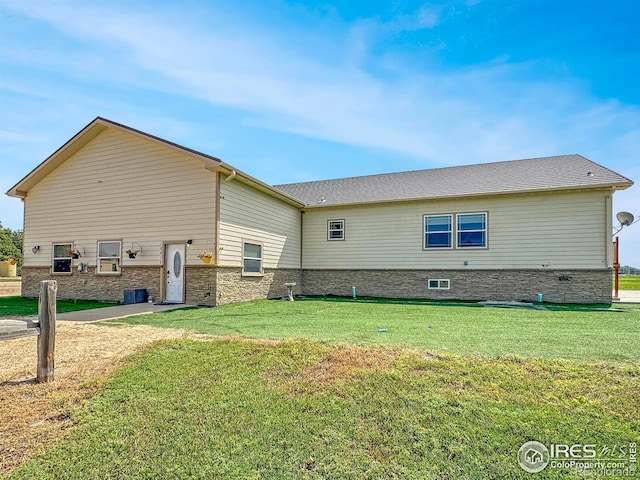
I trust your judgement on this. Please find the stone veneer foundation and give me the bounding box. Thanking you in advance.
[302,269,613,304]
[184,266,301,306]
[21,265,303,306]
[21,266,162,302]
[21,266,612,305]
[212,267,302,306]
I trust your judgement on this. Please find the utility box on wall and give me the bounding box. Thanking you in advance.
[123,289,148,305]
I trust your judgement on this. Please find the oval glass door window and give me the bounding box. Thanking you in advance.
[173,251,181,278]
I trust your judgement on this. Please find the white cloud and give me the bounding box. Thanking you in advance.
[415,4,444,29]
[0,130,39,142]
[2,0,637,171]
[1,5,638,166]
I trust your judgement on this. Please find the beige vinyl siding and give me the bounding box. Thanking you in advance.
[302,189,610,270]
[23,128,216,267]
[218,177,301,269]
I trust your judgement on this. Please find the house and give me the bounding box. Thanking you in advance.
[525,449,544,465]
[6,117,633,305]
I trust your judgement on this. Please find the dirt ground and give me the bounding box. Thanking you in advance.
[0,322,185,475]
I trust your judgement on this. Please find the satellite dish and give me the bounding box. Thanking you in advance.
[616,211,635,227]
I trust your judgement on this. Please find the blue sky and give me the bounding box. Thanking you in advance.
[1,0,639,265]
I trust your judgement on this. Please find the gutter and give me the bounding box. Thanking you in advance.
[210,163,305,207]
[299,183,634,210]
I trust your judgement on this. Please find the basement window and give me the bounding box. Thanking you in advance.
[52,243,72,273]
[327,220,345,241]
[97,241,122,274]
[428,279,450,290]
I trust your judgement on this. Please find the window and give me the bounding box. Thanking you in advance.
[428,279,450,290]
[52,243,72,273]
[424,215,452,248]
[243,242,262,275]
[457,213,487,248]
[98,241,121,274]
[328,220,345,241]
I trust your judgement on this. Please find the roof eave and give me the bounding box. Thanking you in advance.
[212,164,305,207]
[300,182,633,209]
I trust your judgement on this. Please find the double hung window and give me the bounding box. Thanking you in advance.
[243,242,263,275]
[424,215,453,249]
[327,220,345,241]
[424,213,487,249]
[52,243,72,273]
[98,241,122,274]
[457,213,487,248]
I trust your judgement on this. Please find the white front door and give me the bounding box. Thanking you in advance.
[165,244,185,303]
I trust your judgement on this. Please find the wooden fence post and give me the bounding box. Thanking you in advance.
[36,280,57,383]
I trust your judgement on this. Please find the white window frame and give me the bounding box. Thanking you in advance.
[327,219,345,241]
[456,212,487,249]
[242,241,263,276]
[97,240,122,275]
[428,279,450,290]
[52,242,73,274]
[424,214,453,249]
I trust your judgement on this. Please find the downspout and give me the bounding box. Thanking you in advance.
[215,171,221,266]
[224,169,237,182]
[605,188,614,268]
[21,197,27,271]
[213,170,221,305]
[300,210,305,293]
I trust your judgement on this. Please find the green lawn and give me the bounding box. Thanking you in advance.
[617,274,640,290]
[8,339,639,479]
[114,299,640,363]
[5,299,640,478]
[0,296,118,316]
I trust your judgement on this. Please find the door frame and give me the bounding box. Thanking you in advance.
[163,241,186,303]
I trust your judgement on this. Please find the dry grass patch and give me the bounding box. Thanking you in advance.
[282,344,433,395]
[0,322,184,475]
[300,345,399,384]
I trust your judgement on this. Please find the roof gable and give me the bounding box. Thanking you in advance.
[5,117,223,198]
[6,117,304,207]
[274,155,633,207]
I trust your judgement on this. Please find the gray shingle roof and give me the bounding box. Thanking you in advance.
[274,155,633,206]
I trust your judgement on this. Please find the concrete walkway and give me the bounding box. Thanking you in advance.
[0,319,39,340]
[56,303,195,322]
[613,290,640,303]
[0,303,194,340]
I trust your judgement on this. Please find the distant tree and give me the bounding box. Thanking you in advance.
[0,222,22,264]
[11,229,23,254]
[620,265,640,275]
